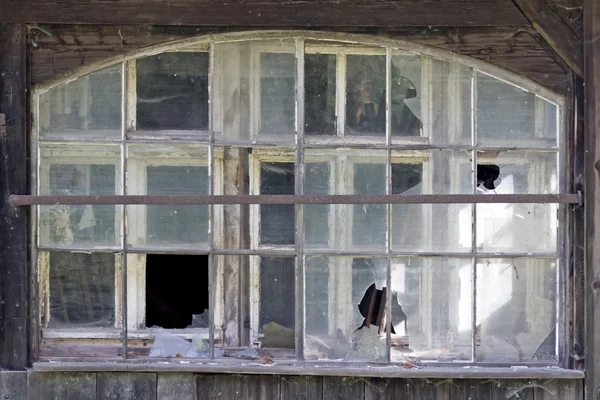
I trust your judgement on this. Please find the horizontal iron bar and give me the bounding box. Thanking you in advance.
[10,193,581,206]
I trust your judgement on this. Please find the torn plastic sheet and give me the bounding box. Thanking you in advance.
[149,329,222,358]
[190,309,209,328]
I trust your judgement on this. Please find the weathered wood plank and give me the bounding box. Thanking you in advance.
[548,0,583,39]
[1,0,528,27]
[0,371,28,400]
[512,0,583,76]
[29,25,568,94]
[28,372,96,400]
[280,376,323,400]
[322,376,364,400]
[237,375,280,400]
[197,374,237,400]
[0,23,29,370]
[584,0,600,397]
[157,373,196,400]
[96,372,157,400]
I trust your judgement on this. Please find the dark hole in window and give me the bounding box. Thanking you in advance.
[145,254,209,329]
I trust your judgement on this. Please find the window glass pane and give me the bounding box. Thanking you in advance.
[304,161,331,247]
[477,73,558,147]
[213,40,296,143]
[353,163,386,246]
[260,162,295,246]
[39,144,120,247]
[136,52,209,131]
[126,145,208,249]
[305,53,336,135]
[260,52,296,137]
[390,53,422,137]
[476,258,557,361]
[392,150,473,252]
[259,257,295,333]
[305,256,388,361]
[146,166,209,245]
[39,66,122,139]
[390,257,472,362]
[346,53,386,136]
[475,151,558,253]
[47,251,115,328]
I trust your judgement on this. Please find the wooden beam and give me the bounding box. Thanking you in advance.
[1,0,528,27]
[29,25,568,94]
[584,0,600,395]
[0,24,29,369]
[512,0,583,77]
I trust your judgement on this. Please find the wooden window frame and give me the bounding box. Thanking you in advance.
[30,32,569,366]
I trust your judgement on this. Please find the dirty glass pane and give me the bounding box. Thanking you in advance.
[48,251,115,328]
[212,40,295,143]
[429,60,472,145]
[304,160,331,248]
[475,151,558,253]
[476,258,557,362]
[304,256,388,361]
[136,52,209,131]
[260,162,295,246]
[477,73,558,147]
[305,53,336,135]
[303,150,386,250]
[353,162,386,248]
[346,53,386,136]
[126,145,209,249]
[259,257,295,336]
[39,144,120,247]
[392,150,473,252]
[390,53,422,138]
[390,257,472,362]
[39,65,122,139]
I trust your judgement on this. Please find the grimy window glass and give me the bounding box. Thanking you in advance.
[33,34,565,366]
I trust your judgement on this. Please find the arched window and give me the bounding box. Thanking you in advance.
[33,32,564,364]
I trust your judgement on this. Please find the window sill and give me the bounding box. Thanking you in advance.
[32,361,585,380]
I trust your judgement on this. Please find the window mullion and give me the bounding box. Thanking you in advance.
[385,45,393,363]
[294,37,306,361]
[470,68,478,362]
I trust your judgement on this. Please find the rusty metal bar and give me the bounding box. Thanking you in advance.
[9,193,582,207]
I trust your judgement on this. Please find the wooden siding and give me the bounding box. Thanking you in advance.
[0,371,582,399]
[28,25,568,94]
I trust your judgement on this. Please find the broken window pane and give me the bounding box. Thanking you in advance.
[145,254,209,329]
[346,53,386,136]
[212,40,296,143]
[136,52,209,131]
[390,53,422,137]
[390,257,472,362]
[477,73,558,146]
[305,53,336,135]
[305,256,388,361]
[47,251,115,328]
[126,145,209,249]
[260,162,295,246]
[39,144,120,247]
[476,258,557,362]
[474,151,558,253]
[39,65,122,139]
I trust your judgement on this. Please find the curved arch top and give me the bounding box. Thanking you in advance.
[34,30,563,105]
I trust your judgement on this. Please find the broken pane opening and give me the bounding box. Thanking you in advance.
[145,254,209,329]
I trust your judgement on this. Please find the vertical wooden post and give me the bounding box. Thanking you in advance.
[585,0,600,396]
[0,24,29,369]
